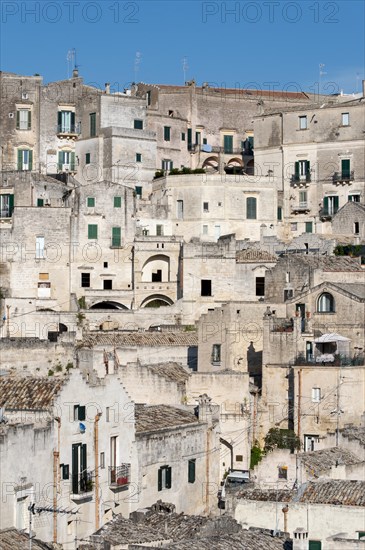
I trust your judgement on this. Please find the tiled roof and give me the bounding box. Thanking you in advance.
[161,531,291,550]
[279,255,363,271]
[298,480,365,506]
[155,84,309,100]
[236,249,277,263]
[340,425,365,446]
[299,447,362,477]
[82,332,198,347]
[148,363,190,384]
[331,283,365,300]
[87,516,170,546]
[0,377,65,411]
[236,488,293,502]
[135,405,200,434]
[0,528,52,549]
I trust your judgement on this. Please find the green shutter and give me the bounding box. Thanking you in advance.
[323,196,329,213]
[16,111,20,129]
[333,196,339,212]
[341,159,350,178]
[58,152,64,171]
[28,110,31,130]
[70,152,75,171]
[188,460,196,483]
[112,227,121,247]
[114,196,122,208]
[295,162,299,179]
[72,444,79,494]
[87,197,95,207]
[187,128,192,147]
[78,406,86,421]
[306,160,310,174]
[85,153,90,165]
[223,135,233,153]
[88,224,98,239]
[305,222,313,233]
[90,113,96,137]
[308,542,322,550]
[28,150,33,171]
[135,186,142,197]
[71,112,75,130]
[247,197,257,219]
[17,150,23,170]
[9,194,14,216]
[58,112,62,130]
[277,206,282,221]
[165,467,172,489]
[158,468,162,491]
[164,126,171,141]
[37,199,44,207]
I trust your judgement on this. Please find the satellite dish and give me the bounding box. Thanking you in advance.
[79,423,86,433]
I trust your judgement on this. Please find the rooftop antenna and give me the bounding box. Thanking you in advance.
[182,57,189,84]
[319,63,326,95]
[134,51,142,83]
[67,48,76,79]
[356,72,360,93]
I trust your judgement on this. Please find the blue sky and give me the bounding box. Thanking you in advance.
[1,0,364,93]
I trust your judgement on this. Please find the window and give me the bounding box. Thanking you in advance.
[88,224,98,240]
[103,279,112,290]
[256,277,265,296]
[201,279,212,296]
[294,160,310,181]
[317,292,335,313]
[246,197,257,219]
[152,269,162,282]
[90,113,96,136]
[156,224,163,236]
[104,262,108,268]
[349,194,360,202]
[164,126,171,141]
[278,466,288,479]
[17,149,33,171]
[177,200,184,219]
[58,151,75,171]
[308,541,322,550]
[286,272,290,283]
[100,452,105,469]
[74,404,86,421]
[354,222,360,235]
[135,186,142,198]
[112,227,121,247]
[134,119,143,130]
[85,153,91,165]
[146,91,151,106]
[81,273,90,288]
[114,196,121,208]
[195,131,201,145]
[223,134,233,153]
[202,224,208,235]
[158,465,172,490]
[341,159,351,179]
[203,137,207,145]
[211,344,221,364]
[136,153,142,162]
[39,273,49,280]
[341,112,349,126]
[236,455,243,462]
[162,159,173,171]
[299,115,307,130]
[203,202,209,212]
[72,443,87,495]
[181,132,186,141]
[284,289,293,301]
[311,387,321,403]
[37,198,44,207]
[323,196,339,215]
[58,110,75,133]
[16,109,31,130]
[215,225,221,239]
[61,464,69,480]
[291,222,297,231]
[188,459,196,483]
[277,206,283,221]
[87,197,95,207]
[0,194,14,218]
[305,222,313,233]
[36,236,45,259]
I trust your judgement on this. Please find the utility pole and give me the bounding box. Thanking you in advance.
[6,305,10,337]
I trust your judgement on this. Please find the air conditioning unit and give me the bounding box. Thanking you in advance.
[22,92,29,100]
[8,112,14,118]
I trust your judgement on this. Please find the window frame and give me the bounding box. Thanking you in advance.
[81,273,90,288]
[87,197,95,208]
[188,459,196,483]
[246,197,257,220]
[341,112,349,126]
[299,115,307,130]
[158,465,172,491]
[114,196,122,208]
[88,224,98,240]
[317,292,335,313]
[134,119,143,130]
[211,344,221,365]
[16,108,31,130]
[164,126,171,141]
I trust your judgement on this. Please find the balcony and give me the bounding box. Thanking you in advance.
[71,470,94,501]
[291,202,310,214]
[188,144,244,155]
[271,318,294,333]
[56,123,81,139]
[293,353,363,367]
[291,173,311,187]
[319,208,337,221]
[333,171,354,185]
[109,463,131,489]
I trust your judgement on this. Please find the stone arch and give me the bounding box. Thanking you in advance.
[90,301,128,310]
[140,294,174,308]
[142,254,170,282]
[202,156,219,171]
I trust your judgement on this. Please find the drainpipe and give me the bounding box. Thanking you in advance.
[94,412,102,531]
[205,427,210,514]
[282,505,289,533]
[54,417,61,543]
[297,369,302,441]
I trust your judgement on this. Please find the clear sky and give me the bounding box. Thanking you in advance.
[1,0,364,94]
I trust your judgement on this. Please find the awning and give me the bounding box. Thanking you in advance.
[314,333,351,343]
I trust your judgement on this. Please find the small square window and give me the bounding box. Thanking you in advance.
[136,153,142,162]
[305,222,313,233]
[211,344,221,364]
[203,138,207,145]
[256,277,265,296]
[37,198,44,207]
[81,273,90,288]
[299,116,307,130]
[164,126,171,141]
[87,197,95,208]
[181,132,186,141]
[103,279,112,290]
[135,186,142,198]
[201,279,212,296]
[291,222,297,231]
[88,224,98,239]
[278,467,287,479]
[203,202,209,212]
[85,153,91,165]
[103,262,108,268]
[312,388,321,403]
[341,112,349,126]
[134,119,143,130]
[236,455,243,462]
[114,196,121,208]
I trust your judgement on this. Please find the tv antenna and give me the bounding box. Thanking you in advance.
[134,51,142,83]
[319,63,326,95]
[67,48,77,79]
[182,57,189,84]
[28,503,78,549]
[356,72,360,93]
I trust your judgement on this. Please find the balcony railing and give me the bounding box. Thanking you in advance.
[291,173,311,185]
[0,208,13,218]
[109,463,131,488]
[56,123,81,136]
[293,354,364,367]
[291,202,310,213]
[71,470,93,496]
[188,144,244,155]
[319,208,338,220]
[271,318,294,333]
[333,171,354,184]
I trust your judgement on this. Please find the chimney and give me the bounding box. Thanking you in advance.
[72,68,79,78]
[362,79,365,98]
[292,527,309,550]
[105,83,110,95]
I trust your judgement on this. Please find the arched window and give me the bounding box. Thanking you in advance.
[317,292,335,313]
[246,197,257,219]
